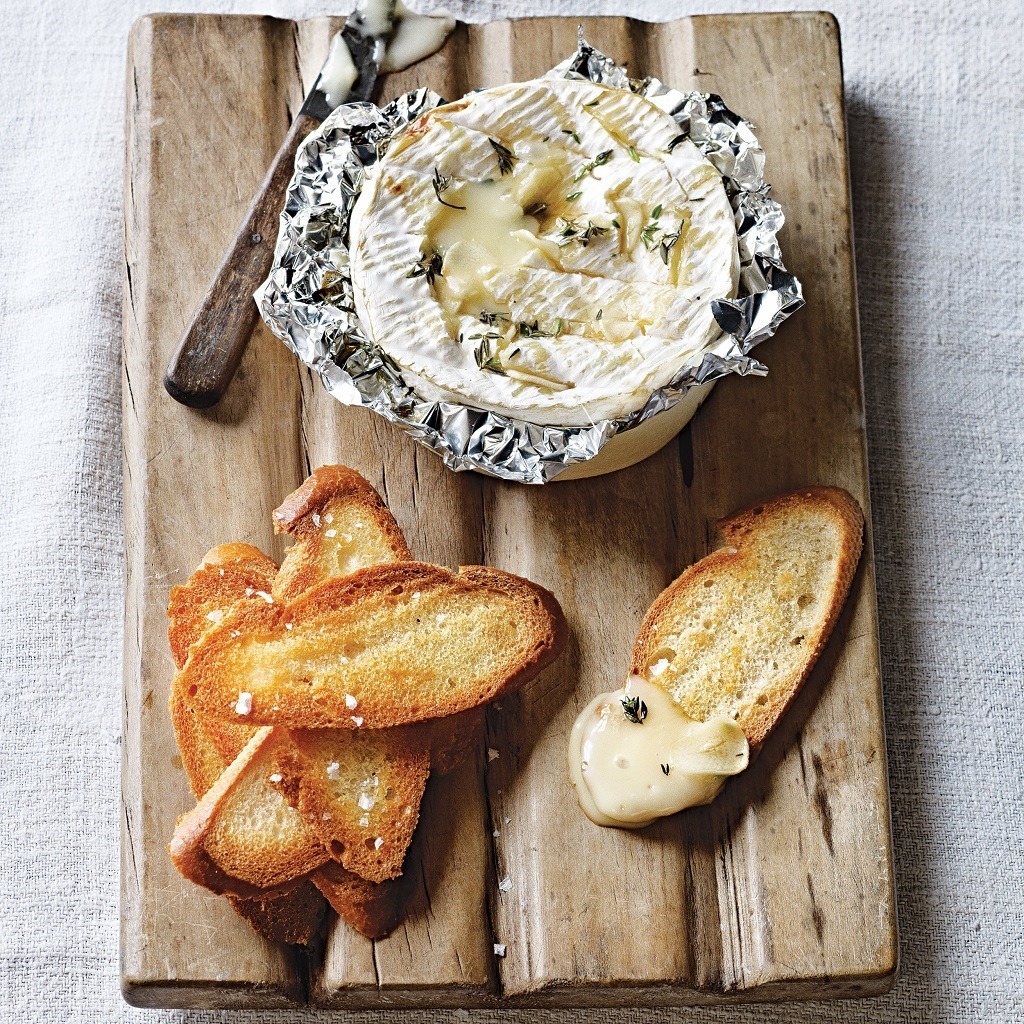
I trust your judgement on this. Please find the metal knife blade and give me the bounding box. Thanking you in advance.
[302,1,397,119]
[163,3,396,408]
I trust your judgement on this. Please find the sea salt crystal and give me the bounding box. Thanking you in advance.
[345,694,358,709]
[498,876,512,892]
[351,715,364,727]
[254,590,273,604]
[325,529,337,538]
[205,609,224,623]
[493,944,506,957]
[487,748,499,762]
[268,773,282,784]
[311,513,321,528]
[325,762,341,780]
[358,793,375,811]
[234,692,253,715]
[374,837,384,850]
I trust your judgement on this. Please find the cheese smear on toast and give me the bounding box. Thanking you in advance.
[569,674,749,828]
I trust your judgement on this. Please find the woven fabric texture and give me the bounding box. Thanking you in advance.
[0,0,1021,1020]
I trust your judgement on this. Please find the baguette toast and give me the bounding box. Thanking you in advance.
[182,562,566,730]
[167,543,326,944]
[630,486,864,749]
[167,468,503,938]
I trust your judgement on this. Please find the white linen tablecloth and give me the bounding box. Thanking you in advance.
[1,0,1021,1019]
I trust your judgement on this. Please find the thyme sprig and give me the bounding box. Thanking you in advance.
[432,167,465,210]
[406,248,443,286]
[573,149,613,183]
[473,334,506,375]
[640,205,682,264]
[489,138,517,176]
[621,694,648,724]
[557,217,609,248]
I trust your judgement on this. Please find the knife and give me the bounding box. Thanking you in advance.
[163,5,395,409]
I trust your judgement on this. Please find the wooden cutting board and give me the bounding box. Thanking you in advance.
[121,10,897,1010]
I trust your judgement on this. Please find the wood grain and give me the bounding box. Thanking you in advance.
[122,11,897,1009]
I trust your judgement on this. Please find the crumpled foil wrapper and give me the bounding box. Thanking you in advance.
[256,37,803,483]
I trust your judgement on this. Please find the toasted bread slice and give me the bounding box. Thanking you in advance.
[170,727,329,896]
[168,542,273,766]
[272,465,411,603]
[228,881,328,947]
[630,486,864,749]
[182,562,567,729]
[276,727,429,883]
[311,861,408,940]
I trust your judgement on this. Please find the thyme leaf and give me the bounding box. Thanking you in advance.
[557,217,609,248]
[562,127,581,144]
[473,332,506,375]
[523,201,548,217]
[516,319,551,338]
[565,191,582,202]
[628,145,640,162]
[406,247,444,286]
[489,138,517,176]
[432,167,465,209]
[573,149,613,183]
[621,694,648,724]
[661,763,671,775]
[667,133,687,152]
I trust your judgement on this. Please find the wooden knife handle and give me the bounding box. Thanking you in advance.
[163,112,319,408]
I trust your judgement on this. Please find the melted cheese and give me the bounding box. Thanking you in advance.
[568,675,749,828]
[349,77,739,426]
[318,1,455,108]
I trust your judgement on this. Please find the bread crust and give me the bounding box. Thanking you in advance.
[182,561,567,730]
[312,861,409,940]
[168,727,330,896]
[272,465,411,603]
[630,486,864,750]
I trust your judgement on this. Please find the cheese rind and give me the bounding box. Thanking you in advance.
[349,78,739,427]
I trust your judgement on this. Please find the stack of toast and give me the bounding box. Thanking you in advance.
[166,466,567,944]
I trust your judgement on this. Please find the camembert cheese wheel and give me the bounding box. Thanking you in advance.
[349,77,739,427]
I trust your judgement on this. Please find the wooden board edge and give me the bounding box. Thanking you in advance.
[792,7,901,980]
[120,9,898,1006]
[121,978,307,1011]
[120,13,312,1007]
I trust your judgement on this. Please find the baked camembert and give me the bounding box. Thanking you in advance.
[349,76,739,426]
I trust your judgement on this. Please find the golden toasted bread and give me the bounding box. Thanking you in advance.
[272,465,411,603]
[630,486,864,749]
[182,562,567,730]
[167,470,453,937]
[276,727,429,883]
[170,727,329,895]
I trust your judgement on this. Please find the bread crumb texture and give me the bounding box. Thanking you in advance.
[631,487,863,749]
